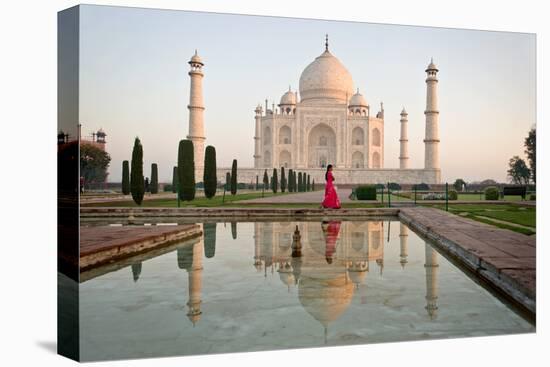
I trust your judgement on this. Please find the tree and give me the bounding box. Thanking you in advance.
[203,145,217,198]
[178,139,195,201]
[255,175,259,190]
[294,170,298,192]
[524,127,536,183]
[298,172,303,192]
[288,169,294,192]
[130,137,144,205]
[230,159,237,195]
[281,167,286,193]
[263,169,269,190]
[307,174,311,191]
[507,156,530,185]
[225,172,231,191]
[172,166,178,193]
[272,168,278,193]
[144,177,150,192]
[121,160,130,195]
[312,179,315,191]
[80,144,111,189]
[453,178,467,192]
[150,163,158,194]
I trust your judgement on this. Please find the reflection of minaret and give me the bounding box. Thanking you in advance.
[424,242,439,320]
[253,223,263,271]
[131,262,142,282]
[177,236,204,326]
[399,223,409,269]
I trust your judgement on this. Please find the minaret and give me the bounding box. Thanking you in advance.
[399,223,408,268]
[399,108,409,169]
[187,50,206,180]
[254,104,263,168]
[424,242,439,320]
[424,58,440,170]
[186,237,204,326]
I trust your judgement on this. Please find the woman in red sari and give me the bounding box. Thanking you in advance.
[321,164,341,209]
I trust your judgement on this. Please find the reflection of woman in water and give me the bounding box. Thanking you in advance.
[321,220,341,264]
[321,164,341,209]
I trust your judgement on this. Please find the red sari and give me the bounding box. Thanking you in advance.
[323,221,341,259]
[321,171,341,209]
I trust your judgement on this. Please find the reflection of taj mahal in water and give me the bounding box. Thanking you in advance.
[152,221,440,334]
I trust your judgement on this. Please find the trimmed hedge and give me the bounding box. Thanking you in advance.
[448,189,458,200]
[356,185,377,200]
[485,186,500,200]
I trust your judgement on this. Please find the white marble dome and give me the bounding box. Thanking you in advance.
[349,89,368,107]
[280,88,297,105]
[299,49,354,103]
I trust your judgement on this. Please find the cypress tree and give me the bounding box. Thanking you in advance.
[272,168,278,193]
[122,160,130,195]
[293,170,297,192]
[130,137,144,205]
[178,139,195,201]
[256,175,259,190]
[298,172,303,192]
[203,145,217,198]
[230,159,237,195]
[225,172,231,191]
[312,179,315,191]
[172,166,178,193]
[307,174,311,192]
[281,167,286,193]
[263,169,269,190]
[288,169,293,192]
[150,163,158,194]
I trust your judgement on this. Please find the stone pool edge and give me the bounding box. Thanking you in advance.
[398,208,535,318]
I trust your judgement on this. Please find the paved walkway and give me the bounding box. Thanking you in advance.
[399,207,535,314]
[236,189,353,204]
[80,224,202,270]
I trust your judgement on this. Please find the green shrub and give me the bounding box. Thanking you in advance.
[485,186,500,200]
[163,184,173,192]
[448,189,458,200]
[375,183,385,190]
[130,137,144,205]
[203,145,217,198]
[388,182,401,191]
[122,160,130,195]
[171,166,178,193]
[178,139,195,201]
[529,193,536,201]
[356,185,377,200]
[230,159,237,195]
[413,183,430,191]
[150,163,158,194]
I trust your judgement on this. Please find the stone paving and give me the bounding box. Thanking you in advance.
[399,207,535,315]
[236,189,354,204]
[80,224,202,270]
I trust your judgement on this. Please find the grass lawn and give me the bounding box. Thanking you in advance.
[425,203,536,235]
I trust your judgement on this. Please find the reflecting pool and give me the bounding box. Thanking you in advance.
[77,220,534,361]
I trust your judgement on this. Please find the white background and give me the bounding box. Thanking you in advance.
[0,0,547,366]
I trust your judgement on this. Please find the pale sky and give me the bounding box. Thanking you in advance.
[78,5,536,183]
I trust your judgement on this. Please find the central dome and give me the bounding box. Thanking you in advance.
[299,49,354,103]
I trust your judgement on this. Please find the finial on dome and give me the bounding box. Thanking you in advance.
[356,88,360,94]
[325,34,329,51]
[289,85,292,91]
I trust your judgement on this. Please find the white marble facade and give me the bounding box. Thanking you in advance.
[190,37,441,184]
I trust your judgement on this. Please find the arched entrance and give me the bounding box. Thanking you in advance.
[308,123,336,168]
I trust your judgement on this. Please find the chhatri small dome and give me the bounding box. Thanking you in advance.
[401,107,407,115]
[189,50,203,65]
[280,87,297,105]
[299,36,354,103]
[349,89,368,107]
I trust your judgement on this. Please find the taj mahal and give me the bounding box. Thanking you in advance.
[185,36,441,184]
